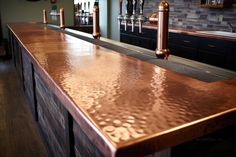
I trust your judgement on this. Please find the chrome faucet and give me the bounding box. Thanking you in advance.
[137,0,145,33]
[227,22,235,33]
[123,0,130,31]
[130,0,137,32]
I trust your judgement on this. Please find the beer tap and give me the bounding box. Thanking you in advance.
[130,0,137,32]
[117,0,123,31]
[123,0,130,31]
[137,0,145,33]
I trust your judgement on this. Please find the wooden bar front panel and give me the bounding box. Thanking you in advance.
[35,72,71,157]
[22,51,37,119]
[73,119,105,157]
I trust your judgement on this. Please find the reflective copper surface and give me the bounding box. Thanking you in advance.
[8,23,236,157]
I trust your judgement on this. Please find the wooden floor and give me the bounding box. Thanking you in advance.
[0,58,48,157]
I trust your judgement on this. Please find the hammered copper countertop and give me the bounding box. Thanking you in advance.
[8,22,236,157]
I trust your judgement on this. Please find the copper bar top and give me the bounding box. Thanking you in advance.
[8,22,236,157]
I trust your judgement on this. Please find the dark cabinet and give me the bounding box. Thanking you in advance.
[169,33,198,60]
[226,41,236,71]
[197,37,228,68]
[120,27,236,71]
[120,25,157,50]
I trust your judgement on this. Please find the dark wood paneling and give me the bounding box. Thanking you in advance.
[22,50,38,120]
[35,72,72,157]
[8,29,13,59]
[73,120,105,157]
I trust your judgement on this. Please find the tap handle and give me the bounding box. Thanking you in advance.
[140,0,144,15]
[125,0,129,14]
[132,0,137,15]
[119,0,123,15]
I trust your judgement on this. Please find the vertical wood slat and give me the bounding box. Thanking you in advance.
[73,120,105,157]
[8,29,13,61]
[35,72,72,157]
[12,36,24,86]
[21,51,38,120]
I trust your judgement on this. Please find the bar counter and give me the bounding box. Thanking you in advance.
[140,23,236,41]
[7,22,236,157]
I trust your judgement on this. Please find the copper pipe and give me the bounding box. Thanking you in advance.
[155,1,170,59]
[60,8,65,29]
[43,9,47,24]
[92,2,100,39]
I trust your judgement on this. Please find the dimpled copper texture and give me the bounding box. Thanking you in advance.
[8,23,236,157]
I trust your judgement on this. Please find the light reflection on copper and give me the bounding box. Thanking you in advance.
[8,23,236,152]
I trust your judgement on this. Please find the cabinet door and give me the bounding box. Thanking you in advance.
[198,37,227,68]
[120,27,157,50]
[226,41,236,71]
[169,33,198,60]
[120,33,131,44]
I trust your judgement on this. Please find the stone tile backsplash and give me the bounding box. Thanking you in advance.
[143,0,236,32]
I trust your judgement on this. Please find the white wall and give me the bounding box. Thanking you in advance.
[0,0,74,38]
[108,0,119,40]
[99,0,108,38]
[99,0,119,40]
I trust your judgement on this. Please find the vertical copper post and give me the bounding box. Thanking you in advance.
[43,9,48,24]
[92,2,100,39]
[155,1,170,59]
[137,0,145,33]
[60,8,65,29]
